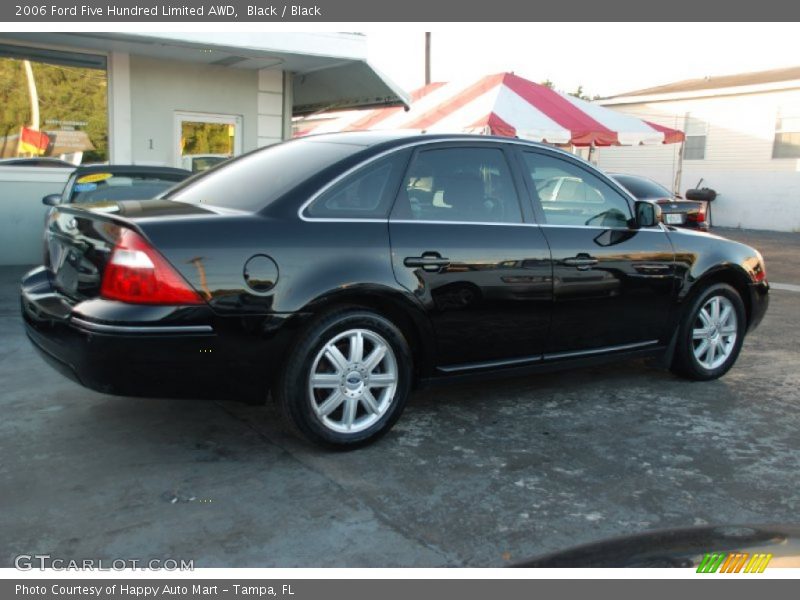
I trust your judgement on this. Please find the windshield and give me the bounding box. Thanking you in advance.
[163,139,364,212]
[68,172,188,203]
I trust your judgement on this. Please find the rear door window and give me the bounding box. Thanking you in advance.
[392,146,523,224]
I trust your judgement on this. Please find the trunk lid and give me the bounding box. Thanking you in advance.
[44,200,216,301]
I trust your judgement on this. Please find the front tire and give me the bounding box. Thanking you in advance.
[274,309,412,448]
[671,283,746,381]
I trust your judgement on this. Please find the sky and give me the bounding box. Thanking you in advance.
[366,24,800,98]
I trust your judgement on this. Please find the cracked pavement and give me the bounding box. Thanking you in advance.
[1,227,798,567]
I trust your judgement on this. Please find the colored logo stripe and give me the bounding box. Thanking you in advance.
[697,552,772,573]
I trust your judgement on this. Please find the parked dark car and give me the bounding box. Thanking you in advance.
[41,164,191,206]
[0,157,76,168]
[21,132,768,447]
[610,172,709,231]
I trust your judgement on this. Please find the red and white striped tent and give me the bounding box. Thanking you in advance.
[295,72,684,146]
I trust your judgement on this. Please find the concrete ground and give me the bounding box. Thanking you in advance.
[1,227,799,568]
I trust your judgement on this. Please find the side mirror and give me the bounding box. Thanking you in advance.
[42,194,61,206]
[635,200,661,228]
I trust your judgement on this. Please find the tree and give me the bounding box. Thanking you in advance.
[0,58,108,161]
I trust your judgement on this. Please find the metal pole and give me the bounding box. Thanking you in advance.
[23,60,40,130]
[673,112,688,196]
[425,32,431,85]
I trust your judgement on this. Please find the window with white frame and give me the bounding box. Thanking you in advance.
[683,115,708,160]
[773,110,800,159]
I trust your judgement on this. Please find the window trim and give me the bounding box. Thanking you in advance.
[297,138,637,226]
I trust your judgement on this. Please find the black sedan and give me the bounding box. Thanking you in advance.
[42,164,191,206]
[610,172,709,231]
[21,132,769,447]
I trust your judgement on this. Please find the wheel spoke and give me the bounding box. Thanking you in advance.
[349,331,364,363]
[342,397,358,429]
[360,389,380,414]
[369,373,396,387]
[316,391,345,417]
[710,297,720,321]
[311,373,340,388]
[720,326,736,336]
[324,345,349,373]
[698,308,712,327]
[719,304,732,326]
[706,341,717,366]
[364,345,387,372]
[694,339,709,360]
[693,327,712,339]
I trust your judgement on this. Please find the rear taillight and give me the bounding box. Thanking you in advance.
[687,206,707,223]
[100,228,203,305]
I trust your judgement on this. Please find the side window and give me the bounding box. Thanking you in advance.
[392,147,523,224]
[304,152,408,219]
[522,152,632,228]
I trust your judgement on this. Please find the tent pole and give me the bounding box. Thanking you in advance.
[673,112,688,196]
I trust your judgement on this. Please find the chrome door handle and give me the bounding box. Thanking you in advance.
[563,255,598,270]
[404,252,451,272]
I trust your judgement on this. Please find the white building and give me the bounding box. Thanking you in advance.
[0,32,407,265]
[595,66,800,232]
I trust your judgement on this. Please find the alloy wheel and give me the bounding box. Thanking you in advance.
[307,328,399,434]
[691,295,738,370]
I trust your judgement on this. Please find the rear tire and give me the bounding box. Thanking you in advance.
[671,283,746,381]
[273,308,412,448]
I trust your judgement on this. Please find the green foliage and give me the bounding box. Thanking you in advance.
[0,58,108,161]
[181,122,233,155]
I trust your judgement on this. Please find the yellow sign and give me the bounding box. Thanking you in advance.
[76,172,113,184]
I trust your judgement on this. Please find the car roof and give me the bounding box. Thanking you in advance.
[298,130,555,151]
[71,164,191,177]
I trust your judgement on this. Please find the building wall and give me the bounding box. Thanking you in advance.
[128,56,276,166]
[596,89,800,232]
[0,167,71,265]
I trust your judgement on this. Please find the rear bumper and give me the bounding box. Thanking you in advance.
[21,266,292,400]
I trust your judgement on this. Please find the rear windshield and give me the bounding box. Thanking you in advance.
[69,172,187,203]
[164,139,364,212]
[612,174,671,200]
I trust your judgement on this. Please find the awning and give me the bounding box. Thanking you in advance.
[0,33,410,115]
[297,72,684,146]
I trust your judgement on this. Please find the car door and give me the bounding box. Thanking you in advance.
[517,148,676,356]
[389,143,553,370]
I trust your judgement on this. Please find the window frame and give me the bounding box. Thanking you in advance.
[514,147,637,230]
[683,115,708,161]
[389,141,534,226]
[772,109,800,159]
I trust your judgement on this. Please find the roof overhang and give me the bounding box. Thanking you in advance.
[600,79,800,105]
[0,32,409,114]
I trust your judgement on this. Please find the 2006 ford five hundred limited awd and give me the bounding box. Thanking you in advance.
[21,132,769,447]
